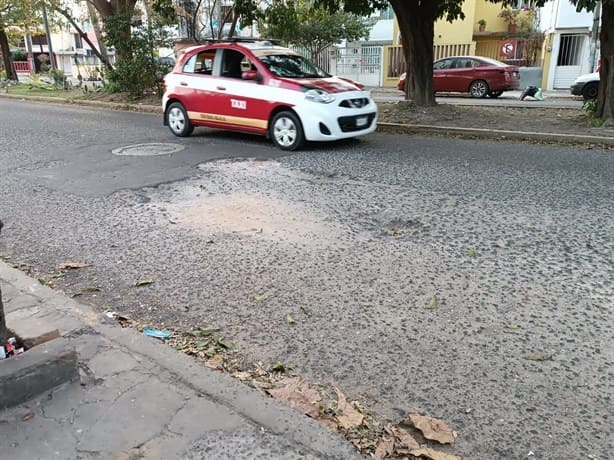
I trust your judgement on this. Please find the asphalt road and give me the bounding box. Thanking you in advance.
[1,99,612,459]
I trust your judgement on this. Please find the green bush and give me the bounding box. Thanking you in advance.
[11,50,27,61]
[51,69,71,90]
[583,99,604,128]
[103,14,171,98]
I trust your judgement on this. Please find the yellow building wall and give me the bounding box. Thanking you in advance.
[391,0,478,46]
[434,0,476,44]
[391,1,532,42]
[541,33,554,88]
[473,1,510,33]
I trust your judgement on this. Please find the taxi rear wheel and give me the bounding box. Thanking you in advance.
[167,102,193,137]
[270,111,305,151]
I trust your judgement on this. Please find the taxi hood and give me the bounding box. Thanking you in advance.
[294,76,364,93]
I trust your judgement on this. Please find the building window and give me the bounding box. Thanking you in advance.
[379,6,394,20]
[74,33,83,50]
[512,0,531,10]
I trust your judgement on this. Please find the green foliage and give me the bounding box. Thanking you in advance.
[150,0,177,24]
[11,50,27,61]
[50,69,71,90]
[103,13,172,98]
[583,99,604,127]
[259,0,374,58]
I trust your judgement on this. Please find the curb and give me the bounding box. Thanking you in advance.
[0,260,360,458]
[377,122,614,146]
[2,92,612,147]
[0,337,78,410]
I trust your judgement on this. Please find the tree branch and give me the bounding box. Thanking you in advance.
[55,6,113,72]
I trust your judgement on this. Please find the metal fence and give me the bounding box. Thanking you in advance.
[475,36,544,67]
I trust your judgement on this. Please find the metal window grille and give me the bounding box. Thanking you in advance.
[557,34,584,66]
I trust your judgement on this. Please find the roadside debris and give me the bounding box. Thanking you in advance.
[520,86,544,101]
[334,386,364,429]
[525,352,553,361]
[133,279,154,287]
[426,295,439,309]
[407,413,455,444]
[142,329,171,339]
[57,262,90,269]
[267,377,322,418]
[102,313,463,459]
[0,337,25,360]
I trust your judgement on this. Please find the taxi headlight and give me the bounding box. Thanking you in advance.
[305,89,335,104]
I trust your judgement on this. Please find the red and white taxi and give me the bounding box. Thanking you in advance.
[163,39,378,150]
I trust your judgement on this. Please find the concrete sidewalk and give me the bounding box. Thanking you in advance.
[0,261,358,459]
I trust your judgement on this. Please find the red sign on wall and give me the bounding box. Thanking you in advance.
[500,40,517,57]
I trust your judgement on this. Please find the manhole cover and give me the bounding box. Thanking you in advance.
[112,143,185,156]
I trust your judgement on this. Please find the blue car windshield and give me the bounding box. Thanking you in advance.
[259,54,330,78]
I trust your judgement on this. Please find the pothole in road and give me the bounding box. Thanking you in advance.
[170,192,338,243]
[112,143,185,156]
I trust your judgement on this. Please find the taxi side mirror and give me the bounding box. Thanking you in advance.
[242,70,258,81]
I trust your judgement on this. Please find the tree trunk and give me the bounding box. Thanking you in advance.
[92,0,138,62]
[598,3,614,124]
[87,1,110,65]
[390,0,437,106]
[0,27,17,81]
[400,27,413,100]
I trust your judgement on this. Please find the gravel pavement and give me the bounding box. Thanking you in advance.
[0,100,612,459]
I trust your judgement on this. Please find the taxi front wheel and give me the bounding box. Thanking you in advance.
[167,102,194,137]
[270,111,305,151]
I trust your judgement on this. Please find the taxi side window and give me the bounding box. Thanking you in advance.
[183,52,215,74]
[221,49,254,79]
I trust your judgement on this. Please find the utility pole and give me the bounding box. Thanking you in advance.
[41,1,57,73]
[589,1,601,72]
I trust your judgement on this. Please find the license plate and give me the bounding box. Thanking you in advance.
[356,116,368,127]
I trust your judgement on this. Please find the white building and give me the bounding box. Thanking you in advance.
[540,0,599,90]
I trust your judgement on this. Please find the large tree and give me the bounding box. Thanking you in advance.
[572,0,613,123]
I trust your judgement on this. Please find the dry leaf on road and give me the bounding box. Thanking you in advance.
[134,279,154,287]
[408,413,455,444]
[334,386,364,429]
[525,352,553,361]
[391,425,420,449]
[374,435,394,460]
[410,447,461,460]
[267,377,321,418]
[58,262,90,269]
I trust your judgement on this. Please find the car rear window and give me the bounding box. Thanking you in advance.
[183,51,216,74]
[476,57,507,67]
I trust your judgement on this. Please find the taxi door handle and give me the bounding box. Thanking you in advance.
[216,86,226,91]
[180,82,188,86]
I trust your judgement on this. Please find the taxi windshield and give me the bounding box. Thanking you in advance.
[259,54,330,78]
